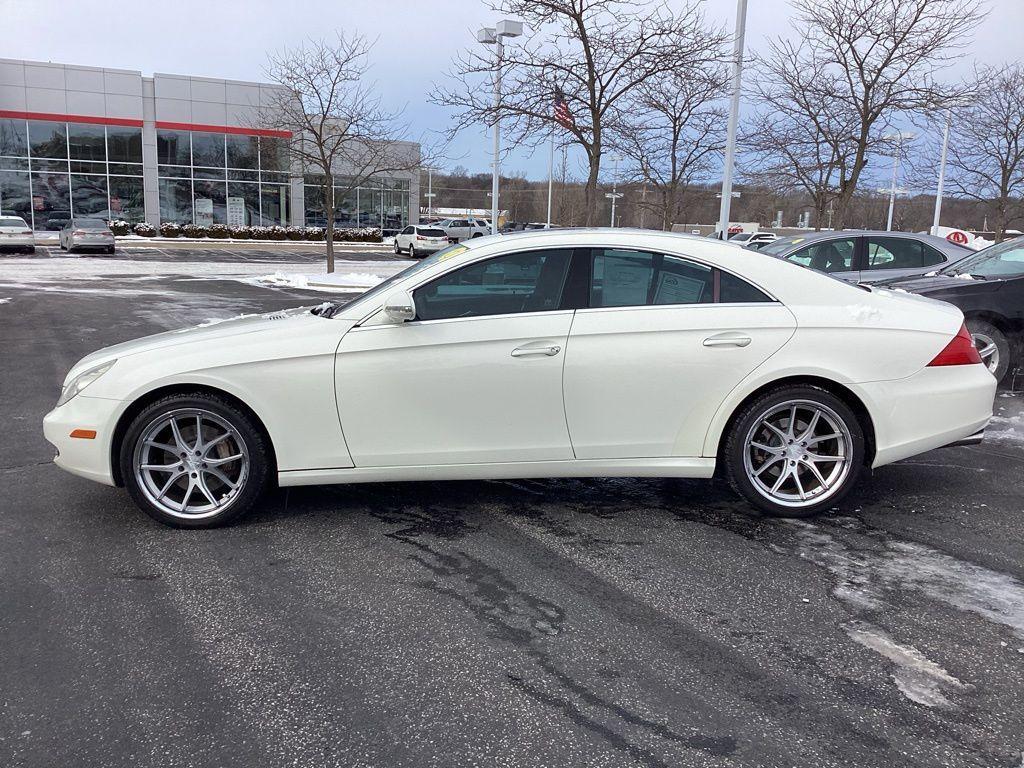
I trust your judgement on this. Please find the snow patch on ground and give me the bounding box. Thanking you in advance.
[0,297,10,304]
[988,413,1024,443]
[846,622,966,708]
[254,271,388,292]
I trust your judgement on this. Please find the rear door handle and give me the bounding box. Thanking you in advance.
[511,344,561,357]
[703,333,751,348]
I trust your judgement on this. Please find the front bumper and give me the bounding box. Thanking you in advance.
[43,395,123,486]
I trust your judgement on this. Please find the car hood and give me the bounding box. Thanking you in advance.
[67,306,333,383]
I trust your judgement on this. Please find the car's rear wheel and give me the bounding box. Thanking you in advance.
[120,393,270,528]
[966,319,1010,383]
[409,244,417,258]
[724,386,864,518]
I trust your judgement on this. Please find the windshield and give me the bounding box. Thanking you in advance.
[758,235,807,256]
[729,233,752,242]
[939,236,1024,278]
[0,217,27,227]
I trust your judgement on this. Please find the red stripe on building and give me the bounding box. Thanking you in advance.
[0,109,143,127]
[155,121,291,138]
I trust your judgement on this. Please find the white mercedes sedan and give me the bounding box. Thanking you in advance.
[44,229,996,528]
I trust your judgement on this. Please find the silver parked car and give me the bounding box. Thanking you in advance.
[757,230,972,283]
[0,215,35,253]
[59,218,115,254]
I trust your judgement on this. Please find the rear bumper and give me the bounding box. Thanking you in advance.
[856,364,996,468]
[0,236,34,248]
[43,395,122,486]
[941,430,985,449]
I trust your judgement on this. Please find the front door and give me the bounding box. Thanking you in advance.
[335,248,576,467]
[562,248,797,459]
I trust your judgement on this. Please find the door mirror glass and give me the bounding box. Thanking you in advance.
[383,290,416,323]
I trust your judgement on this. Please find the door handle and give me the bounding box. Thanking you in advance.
[703,334,751,348]
[511,344,561,357]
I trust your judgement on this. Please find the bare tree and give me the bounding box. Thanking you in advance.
[944,65,1024,242]
[746,0,984,230]
[612,63,728,230]
[434,0,726,225]
[262,34,421,272]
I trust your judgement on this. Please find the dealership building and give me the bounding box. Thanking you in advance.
[0,58,420,231]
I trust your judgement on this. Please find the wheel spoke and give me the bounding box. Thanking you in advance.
[803,459,829,489]
[750,441,782,454]
[807,433,842,446]
[754,455,784,477]
[978,343,996,358]
[805,451,842,463]
[194,415,204,450]
[203,432,231,452]
[799,410,821,441]
[792,467,806,500]
[770,465,791,493]
[763,421,788,441]
[788,406,798,438]
[156,470,185,500]
[169,418,188,452]
[141,462,180,472]
[145,439,178,454]
[195,474,220,507]
[206,467,238,490]
[205,453,243,467]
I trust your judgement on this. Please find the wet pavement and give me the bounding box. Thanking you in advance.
[1,252,1023,768]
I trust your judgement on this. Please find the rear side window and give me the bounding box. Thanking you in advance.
[589,249,771,307]
[785,238,855,273]
[414,249,572,321]
[866,237,944,270]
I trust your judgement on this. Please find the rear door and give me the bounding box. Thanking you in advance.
[562,248,796,459]
[861,235,947,282]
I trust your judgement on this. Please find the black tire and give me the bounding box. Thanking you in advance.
[120,392,271,528]
[25,246,34,254]
[393,240,401,254]
[471,232,483,238]
[106,246,115,255]
[966,318,1010,383]
[724,385,865,518]
[408,244,417,259]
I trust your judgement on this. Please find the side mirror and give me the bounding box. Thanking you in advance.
[383,290,416,323]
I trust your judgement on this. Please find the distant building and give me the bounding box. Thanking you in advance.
[0,58,419,231]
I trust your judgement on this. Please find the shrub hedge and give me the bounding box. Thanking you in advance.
[112,220,382,242]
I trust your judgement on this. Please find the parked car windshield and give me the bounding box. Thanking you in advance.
[757,235,807,256]
[0,217,27,227]
[939,236,1024,278]
[74,218,109,229]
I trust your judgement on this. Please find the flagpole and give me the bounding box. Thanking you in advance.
[546,130,554,228]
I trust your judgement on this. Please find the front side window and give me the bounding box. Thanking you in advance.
[414,249,572,321]
[866,237,944,270]
[785,238,856,273]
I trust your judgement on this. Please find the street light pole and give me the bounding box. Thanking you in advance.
[882,131,914,231]
[717,0,748,239]
[424,167,436,219]
[932,110,952,236]
[478,20,523,236]
[605,155,623,227]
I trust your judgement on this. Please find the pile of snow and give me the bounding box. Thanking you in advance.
[0,297,10,304]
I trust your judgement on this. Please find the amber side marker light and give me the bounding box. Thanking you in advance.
[69,429,97,439]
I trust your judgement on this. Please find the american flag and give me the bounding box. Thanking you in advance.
[554,87,575,130]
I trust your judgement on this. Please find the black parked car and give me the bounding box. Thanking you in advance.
[880,236,1024,382]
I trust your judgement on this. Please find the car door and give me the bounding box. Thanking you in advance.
[398,225,413,249]
[335,247,577,467]
[860,235,946,282]
[778,236,861,282]
[562,248,797,459]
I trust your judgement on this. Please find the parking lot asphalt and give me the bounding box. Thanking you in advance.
[2,251,1024,768]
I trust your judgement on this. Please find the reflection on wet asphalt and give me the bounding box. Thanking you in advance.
[2,254,1024,767]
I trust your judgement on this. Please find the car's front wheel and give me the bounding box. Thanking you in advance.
[966,319,1010,383]
[724,386,864,518]
[393,240,401,254]
[120,393,270,528]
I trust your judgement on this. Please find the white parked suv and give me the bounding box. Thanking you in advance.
[0,215,35,253]
[438,218,490,242]
[394,225,449,258]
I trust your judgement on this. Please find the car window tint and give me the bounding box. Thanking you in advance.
[719,271,773,303]
[414,249,572,321]
[419,228,446,237]
[866,237,939,270]
[0,217,27,227]
[785,238,855,273]
[402,226,413,234]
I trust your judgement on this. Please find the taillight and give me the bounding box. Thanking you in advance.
[73,229,86,236]
[928,322,982,366]
[417,235,426,240]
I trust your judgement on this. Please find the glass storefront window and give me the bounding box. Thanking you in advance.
[358,182,382,227]
[227,182,260,226]
[259,184,289,226]
[108,163,143,177]
[109,176,145,223]
[0,119,28,157]
[192,179,226,225]
[30,173,71,230]
[30,159,69,173]
[0,171,31,222]
[226,134,258,170]
[107,126,142,163]
[259,137,288,172]
[71,174,111,218]
[68,123,106,161]
[70,161,107,175]
[157,130,191,165]
[159,178,193,224]
[191,132,225,169]
[28,121,68,159]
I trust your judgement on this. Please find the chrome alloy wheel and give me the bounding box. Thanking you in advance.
[742,399,853,508]
[971,331,1000,374]
[133,408,249,519]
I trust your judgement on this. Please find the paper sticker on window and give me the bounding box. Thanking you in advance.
[654,272,705,304]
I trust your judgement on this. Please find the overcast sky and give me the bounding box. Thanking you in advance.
[4,0,1019,180]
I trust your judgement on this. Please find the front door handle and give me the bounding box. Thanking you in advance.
[703,333,751,348]
[511,344,561,357]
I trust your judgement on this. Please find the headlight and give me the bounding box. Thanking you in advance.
[57,360,116,406]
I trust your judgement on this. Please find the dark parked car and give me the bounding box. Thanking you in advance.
[758,230,972,283]
[880,236,1024,382]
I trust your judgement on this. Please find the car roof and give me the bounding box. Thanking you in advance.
[767,229,970,257]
